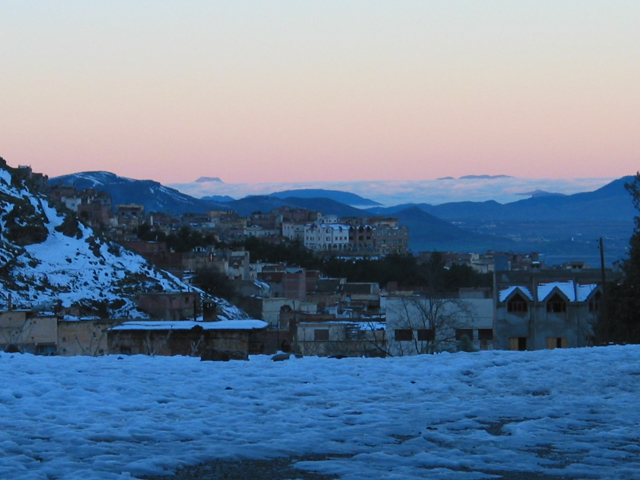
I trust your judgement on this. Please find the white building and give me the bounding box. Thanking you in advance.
[304,222,351,252]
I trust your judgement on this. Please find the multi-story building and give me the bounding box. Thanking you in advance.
[493,268,618,350]
[304,222,351,252]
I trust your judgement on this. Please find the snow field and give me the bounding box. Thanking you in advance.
[1,346,639,480]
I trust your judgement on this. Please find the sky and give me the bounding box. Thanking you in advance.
[2,1,639,185]
[1,346,639,479]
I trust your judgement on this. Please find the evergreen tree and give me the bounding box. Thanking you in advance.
[601,173,640,343]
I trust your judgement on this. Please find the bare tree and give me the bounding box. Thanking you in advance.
[143,330,173,356]
[71,329,108,357]
[386,294,476,356]
[189,335,205,357]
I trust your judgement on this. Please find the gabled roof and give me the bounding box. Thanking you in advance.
[499,286,533,302]
[500,280,602,304]
[538,281,575,302]
[577,283,599,302]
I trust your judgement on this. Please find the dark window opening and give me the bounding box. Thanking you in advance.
[35,344,56,356]
[518,337,527,351]
[395,329,413,341]
[507,293,528,312]
[589,291,602,312]
[547,293,567,313]
[417,329,434,341]
[478,329,493,341]
[314,329,329,341]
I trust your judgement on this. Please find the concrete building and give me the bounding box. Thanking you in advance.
[493,269,615,350]
[304,222,351,252]
[386,295,494,355]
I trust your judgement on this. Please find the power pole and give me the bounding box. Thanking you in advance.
[599,237,608,344]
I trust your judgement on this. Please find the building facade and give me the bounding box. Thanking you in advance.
[493,269,613,350]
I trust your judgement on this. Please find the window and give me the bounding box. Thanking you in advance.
[509,337,527,351]
[455,329,473,341]
[547,293,567,313]
[314,329,329,341]
[589,291,602,312]
[478,329,493,341]
[507,293,528,312]
[547,337,567,349]
[417,329,434,341]
[394,329,413,341]
[35,344,56,356]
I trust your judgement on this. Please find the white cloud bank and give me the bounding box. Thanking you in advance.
[1,346,639,479]
[169,177,615,206]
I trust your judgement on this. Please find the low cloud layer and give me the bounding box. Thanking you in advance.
[169,177,615,207]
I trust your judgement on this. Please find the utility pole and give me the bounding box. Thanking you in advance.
[599,237,608,344]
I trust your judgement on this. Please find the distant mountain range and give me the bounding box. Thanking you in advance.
[169,176,614,206]
[367,176,636,223]
[51,171,637,265]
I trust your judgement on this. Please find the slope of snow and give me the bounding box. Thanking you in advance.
[0,346,638,479]
[0,164,247,319]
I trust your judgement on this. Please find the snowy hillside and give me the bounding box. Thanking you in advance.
[0,162,244,318]
[1,346,639,479]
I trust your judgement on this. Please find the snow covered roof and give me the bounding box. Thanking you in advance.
[501,281,601,303]
[577,283,599,302]
[538,281,576,302]
[498,286,533,302]
[299,321,386,331]
[111,319,268,331]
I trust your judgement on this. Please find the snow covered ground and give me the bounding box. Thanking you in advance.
[1,346,639,480]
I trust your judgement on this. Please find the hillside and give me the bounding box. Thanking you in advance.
[268,188,380,206]
[49,171,227,215]
[0,161,244,318]
[394,206,515,252]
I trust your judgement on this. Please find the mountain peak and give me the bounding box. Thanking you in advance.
[517,189,565,198]
[195,177,224,183]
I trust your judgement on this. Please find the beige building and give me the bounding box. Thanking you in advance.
[0,310,58,355]
[57,318,118,356]
[0,310,117,356]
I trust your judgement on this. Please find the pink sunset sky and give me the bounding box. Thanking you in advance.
[1,1,639,185]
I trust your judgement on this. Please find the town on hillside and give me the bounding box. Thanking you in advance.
[0,165,632,359]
